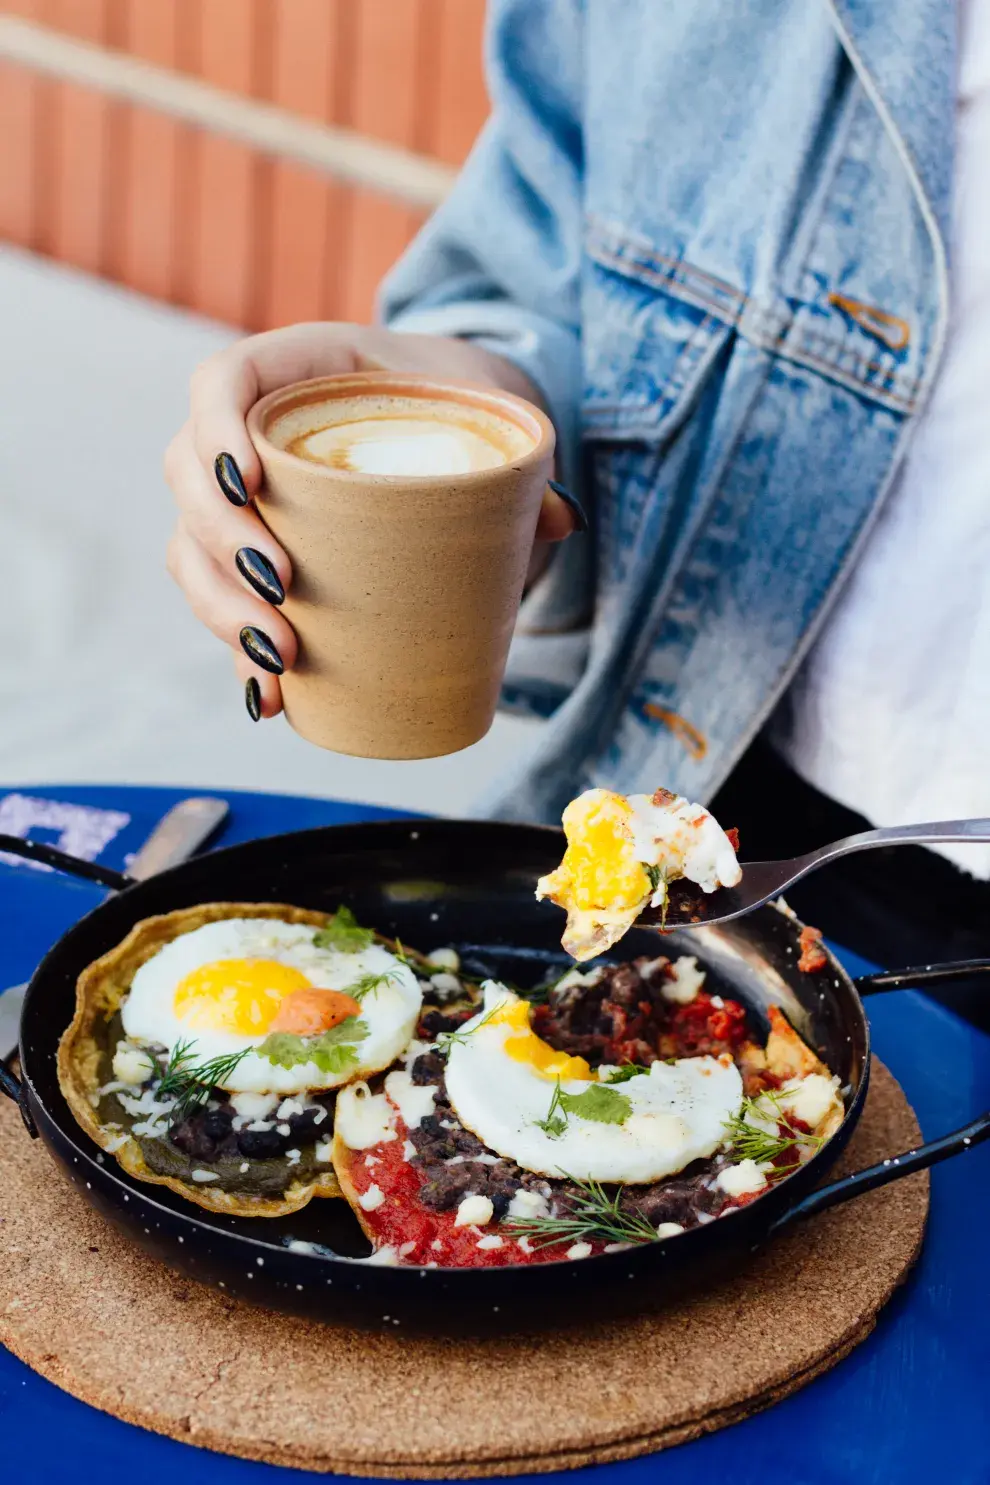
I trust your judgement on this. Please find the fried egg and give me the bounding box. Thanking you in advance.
[442,984,743,1182]
[120,918,422,1094]
[536,787,742,960]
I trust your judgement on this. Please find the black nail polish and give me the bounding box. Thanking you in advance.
[245,676,262,722]
[548,479,589,533]
[215,451,248,506]
[236,547,285,605]
[239,626,284,675]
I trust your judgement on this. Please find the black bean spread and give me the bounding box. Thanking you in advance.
[92,1012,335,1197]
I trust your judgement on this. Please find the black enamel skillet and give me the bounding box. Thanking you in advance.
[1,819,988,1335]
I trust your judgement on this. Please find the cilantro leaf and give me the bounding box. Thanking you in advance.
[601,1063,649,1085]
[533,1078,632,1137]
[312,907,374,953]
[643,862,662,892]
[258,1016,369,1075]
[559,1084,632,1125]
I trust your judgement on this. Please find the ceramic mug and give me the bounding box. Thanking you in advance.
[247,371,556,759]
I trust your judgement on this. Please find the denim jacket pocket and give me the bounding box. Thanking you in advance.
[582,217,735,443]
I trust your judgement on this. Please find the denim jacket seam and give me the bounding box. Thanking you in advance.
[586,222,919,413]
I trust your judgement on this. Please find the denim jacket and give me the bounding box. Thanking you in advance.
[381,0,954,823]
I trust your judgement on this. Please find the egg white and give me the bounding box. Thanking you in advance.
[120,918,422,1094]
[443,985,743,1182]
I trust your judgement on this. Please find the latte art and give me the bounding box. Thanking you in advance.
[280,394,533,478]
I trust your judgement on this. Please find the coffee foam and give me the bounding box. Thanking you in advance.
[272,393,533,478]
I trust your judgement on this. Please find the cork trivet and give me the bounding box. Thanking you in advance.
[0,1060,927,1477]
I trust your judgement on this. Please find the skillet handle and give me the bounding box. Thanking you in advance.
[0,1057,37,1138]
[772,958,990,1233]
[0,833,130,891]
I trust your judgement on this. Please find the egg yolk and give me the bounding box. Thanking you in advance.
[173,958,313,1036]
[540,791,650,912]
[489,998,593,1081]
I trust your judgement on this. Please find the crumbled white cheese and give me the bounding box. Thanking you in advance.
[383,1069,438,1130]
[277,1123,291,1136]
[716,1159,768,1198]
[359,1184,386,1212]
[661,956,707,1005]
[230,1091,279,1122]
[553,967,603,993]
[111,1043,154,1086]
[314,1141,332,1163]
[516,1236,534,1254]
[239,1162,250,1173]
[398,1241,417,1258]
[455,1194,494,1228]
[710,995,725,1009]
[566,1242,593,1260]
[476,1234,504,1251]
[333,1082,397,1149]
[245,1119,274,1132]
[285,1148,301,1166]
[429,971,462,998]
[402,1139,417,1161]
[656,1222,685,1239]
[428,948,460,972]
[506,1188,550,1221]
[431,1238,443,1251]
[277,1098,304,1121]
[777,1073,842,1131]
[191,1169,219,1183]
[361,1245,399,1266]
[312,1108,328,1125]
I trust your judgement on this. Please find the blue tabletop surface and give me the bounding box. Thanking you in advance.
[1,784,988,1485]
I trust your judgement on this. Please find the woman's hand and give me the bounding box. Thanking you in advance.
[163,322,580,719]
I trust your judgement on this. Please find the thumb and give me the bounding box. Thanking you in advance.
[536,480,588,541]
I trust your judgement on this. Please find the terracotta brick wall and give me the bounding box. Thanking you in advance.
[0,0,488,328]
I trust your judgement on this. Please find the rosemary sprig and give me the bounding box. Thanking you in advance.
[435,1003,501,1052]
[504,1176,661,1250]
[155,1040,250,1126]
[722,1090,823,1168]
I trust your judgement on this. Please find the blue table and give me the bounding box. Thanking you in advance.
[1,785,988,1485]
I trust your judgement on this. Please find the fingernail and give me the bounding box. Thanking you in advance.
[548,480,589,533]
[239,626,284,675]
[215,451,248,506]
[245,676,262,722]
[236,547,285,606]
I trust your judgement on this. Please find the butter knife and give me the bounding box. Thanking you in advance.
[0,796,229,1060]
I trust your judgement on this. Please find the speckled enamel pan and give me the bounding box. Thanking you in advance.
[1,820,988,1334]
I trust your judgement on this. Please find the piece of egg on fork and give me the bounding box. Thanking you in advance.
[536,787,742,960]
[442,984,743,1182]
[120,917,422,1095]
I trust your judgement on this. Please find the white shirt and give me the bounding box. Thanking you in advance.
[775,0,990,879]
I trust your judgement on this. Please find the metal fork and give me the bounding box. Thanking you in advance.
[637,818,990,930]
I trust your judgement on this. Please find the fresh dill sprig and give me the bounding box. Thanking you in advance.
[504,1175,661,1250]
[722,1090,823,1169]
[347,968,400,1002]
[155,1040,250,1126]
[435,1003,501,1052]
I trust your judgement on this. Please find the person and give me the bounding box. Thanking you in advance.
[164,0,990,1010]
